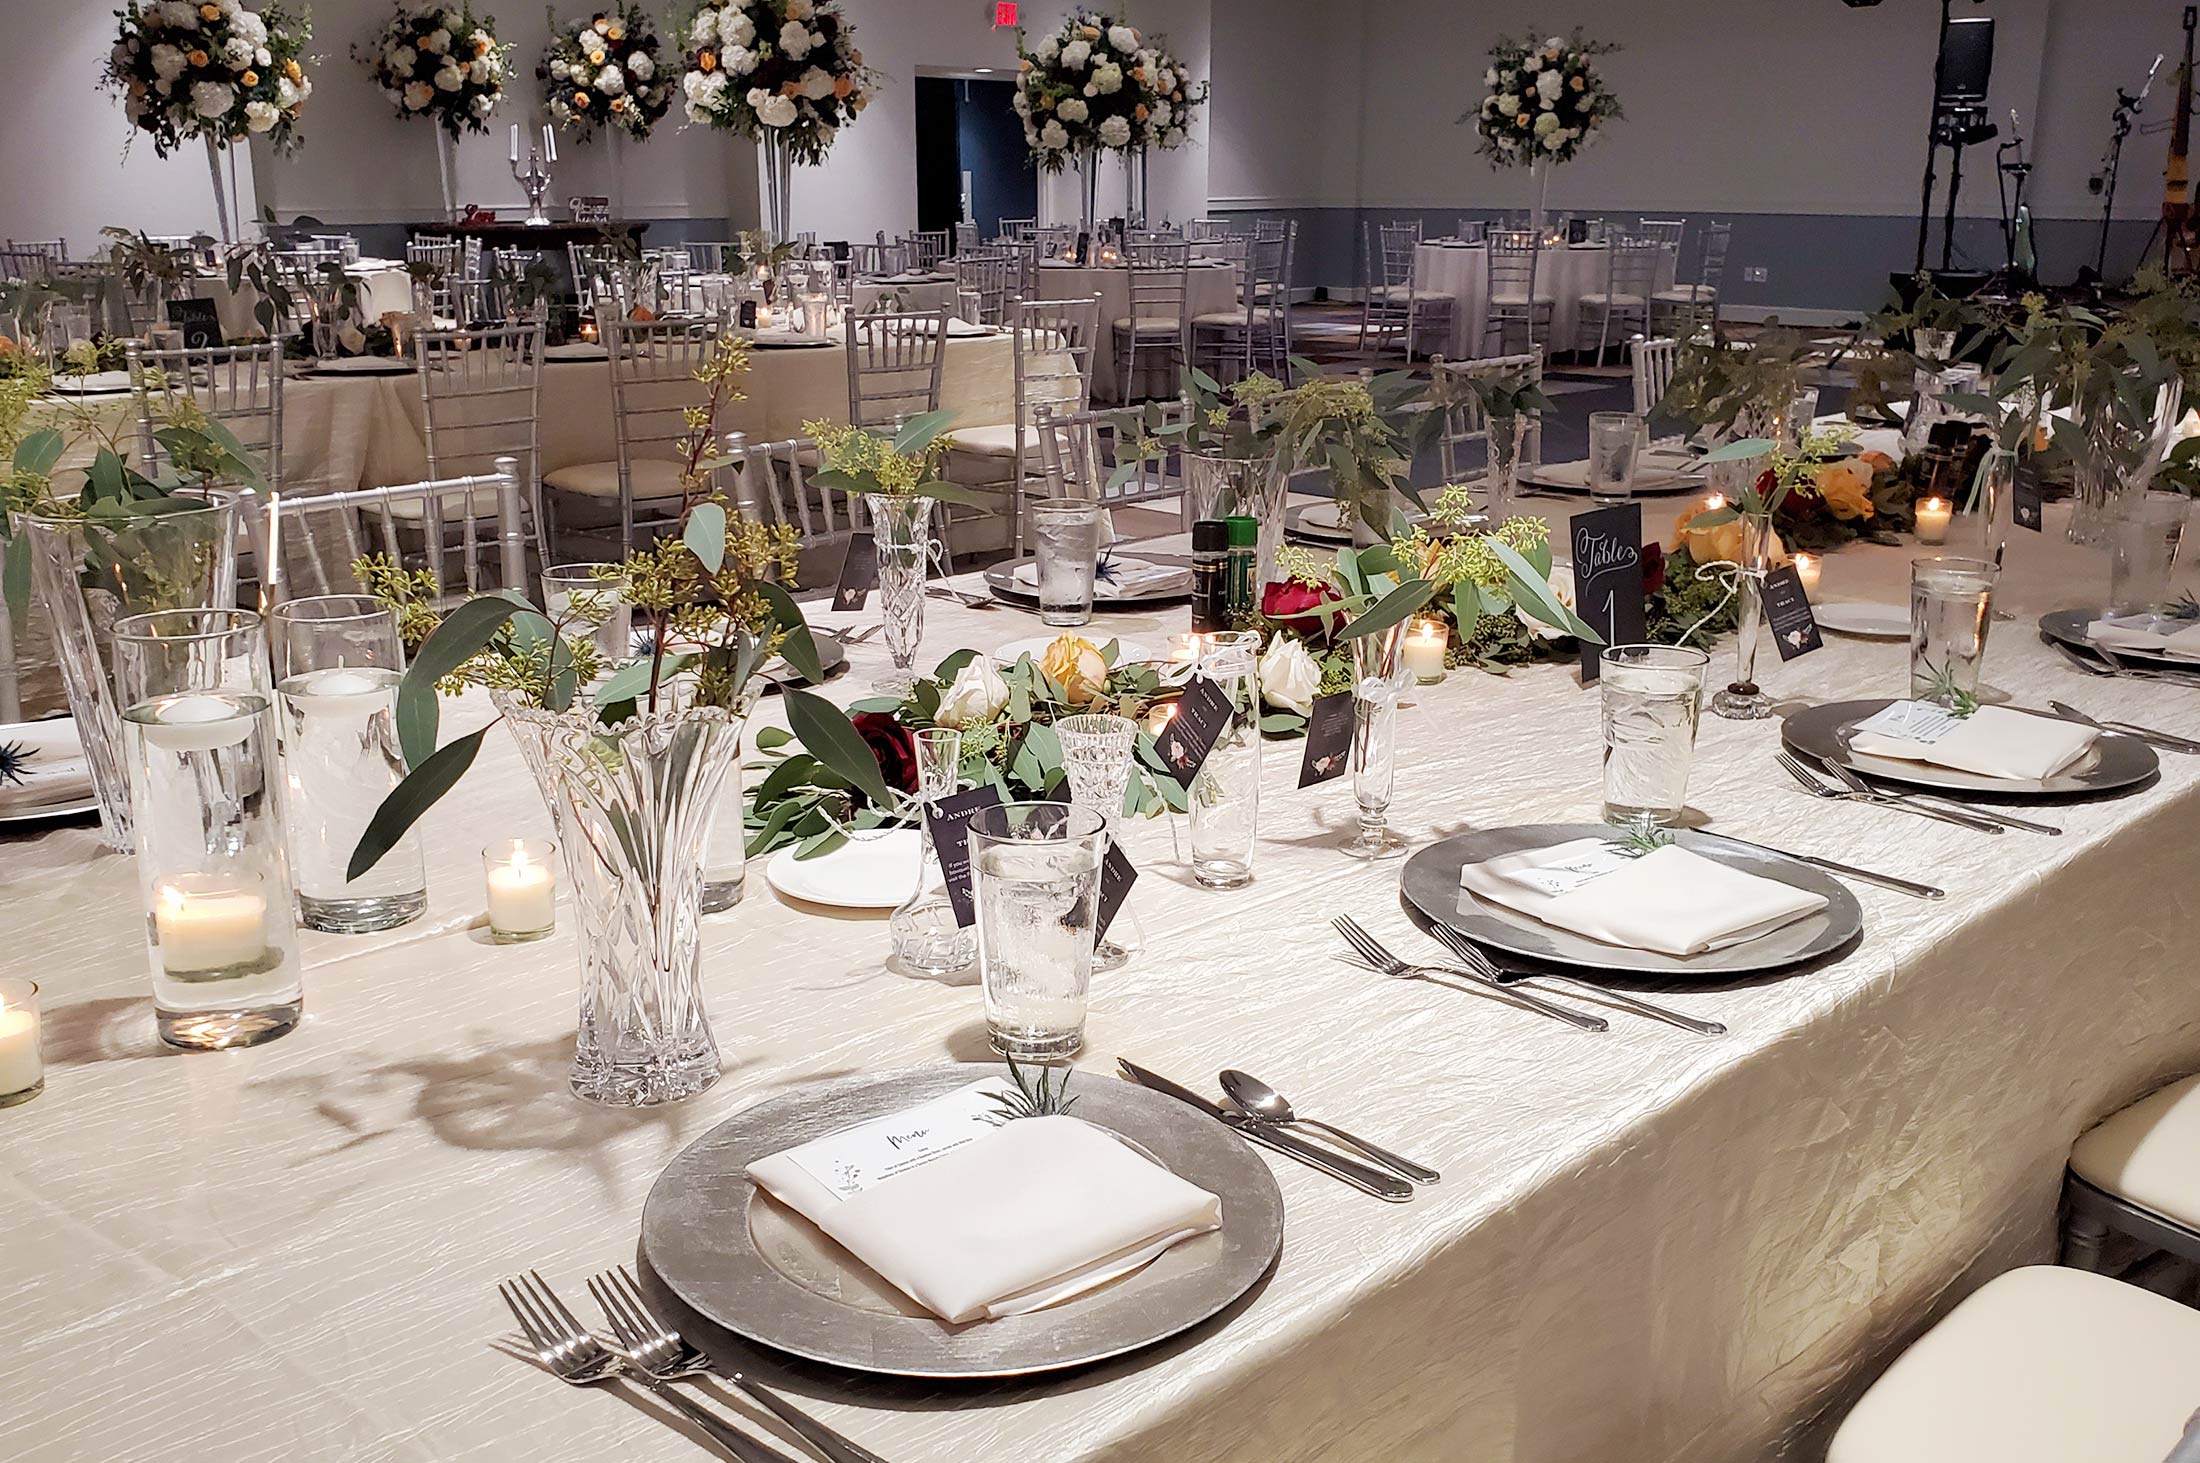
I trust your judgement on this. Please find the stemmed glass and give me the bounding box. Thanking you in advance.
[1056,713,1140,970]
[1344,623,1413,859]
[890,727,973,978]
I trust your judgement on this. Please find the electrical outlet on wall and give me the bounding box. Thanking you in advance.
[1742,265,1769,284]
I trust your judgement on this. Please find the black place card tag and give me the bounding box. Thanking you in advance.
[1297,690,1354,788]
[925,784,1004,929]
[1157,676,1234,788]
[737,298,759,329]
[1570,504,1647,682]
[2012,461,2045,532]
[1762,564,1823,661]
[831,533,878,612]
[166,297,221,349]
[1095,842,1136,942]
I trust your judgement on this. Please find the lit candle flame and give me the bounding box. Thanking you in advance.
[1705,493,1725,512]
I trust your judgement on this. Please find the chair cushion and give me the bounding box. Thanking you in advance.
[541,457,689,501]
[1191,310,1256,328]
[377,484,509,522]
[1579,292,1648,307]
[1827,1266,2200,1463]
[1489,291,1554,306]
[1112,316,1184,334]
[2070,1072,2200,1230]
[945,422,1022,456]
[1654,285,1717,304]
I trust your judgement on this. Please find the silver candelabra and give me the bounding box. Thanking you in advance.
[512,146,554,228]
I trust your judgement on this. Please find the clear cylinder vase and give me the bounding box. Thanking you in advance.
[1187,630,1262,888]
[760,128,795,245]
[16,499,240,852]
[1186,452,1288,591]
[1710,513,1777,721]
[505,693,745,1107]
[116,609,302,1051]
[867,493,932,694]
[891,726,973,978]
[1076,148,1101,236]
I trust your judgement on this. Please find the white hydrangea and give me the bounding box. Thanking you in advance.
[751,89,797,127]
[689,8,717,44]
[277,74,302,107]
[434,64,464,91]
[596,64,624,94]
[1059,38,1090,70]
[150,44,187,81]
[630,52,653,81]
[156,1,199,29]
[1149,98,1170,129]
[190,79,235,117]
[1097,114,1129,147]
[1106,24,1138,53]
[387,44,417,71]
[1039,118,1069,149]
[1035,35,1058,63]
[1541,131,1567,151]
[421,28,451,54]
[235,10,266,44]
[1495,93,1519,117]
[1533,110,1559,137]
[778,21,814,59]
[796,66,834,99]
[1088,61,1121,94]
[684,68,727,108]
[469,57,491,83]
[1057,96,1088,123]
[244,98,277,131]
[550,58,569,79]
[1011,88,1029,117]
[1536,68,1562,106]
[725,45,757,75]
[724,10,754,47]
[221,37,252,68]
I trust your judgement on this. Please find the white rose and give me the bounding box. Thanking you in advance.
[388,43,417,71]
[550,58,568,79]
[190,79,235,118]
[778,20,814,59]
[689,8,718,44]
[1161,125,1184,148]
[630,52,653,81]
[421,27,451,54]
[222,37,253,68]
[1089,61,1122,94]
[1107,24,1138,54]
[934,657,1009,728]
[470,92,493,116]
[796,66,835,99]
[1149,99,1170,129]
[1541,131,1567,151]
[1537,69,1563,105]
[1056,96,1088,123]
[243,98,277,131]
[254,45,271,66]
[724,11,754,47]
[1533,110,1559,137]
[1257,637,1321,717]
[1496,94,1519,117]
[1036,35,1058,62]
[1520,564,1577,640]
[1059,38,1090,69]
[751,89,797,126]
[150,44,186,81]
[1011,88,1030,116]
[403,80,435,109]
[434,64,464,91]
[725,45,758,75]
[1038,118,1069,149]
[1096,114,1130,147]
[1483,66,1498,87]
[596,63,624,94]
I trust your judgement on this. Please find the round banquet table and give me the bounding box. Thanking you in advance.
[1413,240,1676,359]
[1034,257,1240,403]
[193,262,415,342]
[6,488,2200,1463]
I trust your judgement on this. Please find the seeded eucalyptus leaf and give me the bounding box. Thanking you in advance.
[1340,578,1436,640]
[682,500,727,573]
[1492,538,1601,643]
[916,481,992,510]
[1696,436,1777,465]
[348,726,487,881]
[893,408,960,457]
[398,596,524,767]
[12,429,63,480]
[591,652,691,709]
[785,687,895,807]
[755,579,822,683]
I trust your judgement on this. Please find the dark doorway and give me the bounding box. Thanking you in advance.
[914,77,1037,241]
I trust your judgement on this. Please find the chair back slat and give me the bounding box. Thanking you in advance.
[250,457,528,606]
[844,309,948,430]
[1432,348,1544,484]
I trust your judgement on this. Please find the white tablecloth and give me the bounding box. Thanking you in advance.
[850,274,960,314]
[192,266,414,343]
[5,498,2200,1461]
[1413,241,1676,358]
[1035,258,1240,403]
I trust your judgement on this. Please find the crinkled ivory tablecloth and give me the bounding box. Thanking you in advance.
[4,497,2200,1463]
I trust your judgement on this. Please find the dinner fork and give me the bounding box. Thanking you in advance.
[1332,915,1608,1032]
[1424,923,1727,1036]
[2053,638,2200,688]
[1774,752,2004,834]
[1813,757,2061,836]
[499,1271,798,1463]
[589,1265,889,1463]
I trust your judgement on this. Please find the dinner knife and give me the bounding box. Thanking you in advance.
[1693,831,1944,900]
[1116,1060,1414,1203]
[2048,699,2200,756]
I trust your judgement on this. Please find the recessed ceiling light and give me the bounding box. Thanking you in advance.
[973,67,993,73]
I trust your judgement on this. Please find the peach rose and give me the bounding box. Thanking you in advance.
[1812,459,1876,521]
[1671,506,1792,568]
[1039,634,1108,707]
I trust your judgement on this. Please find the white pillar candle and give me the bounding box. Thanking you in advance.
[155,879,269,975]
[509,122,519,165]
[0,982,42,1104]
[140,692,255,753]
[1402,618,1449,682]
[485,843,556,939]
[1915,497,1953,545]
[1793,553,1821,597]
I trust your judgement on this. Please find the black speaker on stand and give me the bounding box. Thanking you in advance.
[1914,7,1999,283]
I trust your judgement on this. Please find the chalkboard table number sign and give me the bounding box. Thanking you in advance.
[1569,503,1647,682]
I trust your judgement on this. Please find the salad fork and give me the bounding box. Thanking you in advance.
[1332,915,1607,1032]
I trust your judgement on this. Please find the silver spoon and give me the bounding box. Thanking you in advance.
[1220,1070,1440,1184]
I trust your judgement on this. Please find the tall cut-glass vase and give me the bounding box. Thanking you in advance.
[1710,512,1777,721]
[759,128,795,244]
[2070,380,2182,547]
[867,493,932,694]
[17,499,240,852]
[505,694,745,1107]
[1483,413,1529,524]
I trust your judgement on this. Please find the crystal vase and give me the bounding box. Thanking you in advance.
[2070,380,2182,547]
[1710,512,1777,721]
[1186,452,1288,592]
[16,499,240,852]
[867,493,931,694]
[891,727,972,977]
[1345,622,1412,860]
[1483,414,1529,524]
[501,693,745,1107]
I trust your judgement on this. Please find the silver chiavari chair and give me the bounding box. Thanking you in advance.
[944,295,1101,556]
[1632,336,1684,446]
[0,239,67,282]
[406,235,463,324]
[1362,220,1452,361]
[1578,237,1665,367]
[542,314,718,556]
[953,221,981,254]
[996,217,1037,243]
[907,229,950,270]
[1033,398,1189,519]
[843,308,948,430]
[951,249,1018,325]
[245,457,529,608]
[125,340,285,492]
[1484,228,1552,355]
[709,431,858,589]
[1190,235,1260,385]
[409,315,548,584]
[683,241,734,274]
[1636,217,1686,250]
[1652,220,1730,338]
[1112,240,1191,404]
[1431,348,1544,485]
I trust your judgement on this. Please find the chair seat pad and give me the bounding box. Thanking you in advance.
[944,421,1022,456]
[376,484,510,522]
[1192,310,1261,328]
[1112,316,1184,334]
[1579,292,1648,307]
[1827,1266,2200,1463]
[542,457,689,501]
[1655,285,1717,304]
[1489,291,1554,307]
[2071,1072,2200,1230]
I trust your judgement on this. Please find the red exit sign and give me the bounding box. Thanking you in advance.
[993,2,1018,26]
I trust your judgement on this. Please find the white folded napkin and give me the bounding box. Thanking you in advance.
[1458,837,1829,957]
[2086,612,2200,663]
[747,1080,1221,1325]
[0,719,89,810]
[1012,556,1188,599]
[1847,701,2098,781]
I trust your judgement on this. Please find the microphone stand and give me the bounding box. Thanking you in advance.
[1996,108,2031,268]
[2097,54,2164,278]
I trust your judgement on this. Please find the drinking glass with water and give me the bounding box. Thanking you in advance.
[1910,556,1998,707]
[1031,499,1103,627]
[970,801,1107,1061]
[1600,644,1709,827]
[1587,411,1644,506]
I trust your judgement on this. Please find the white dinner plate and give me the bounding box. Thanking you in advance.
[0,794,99,826]
[46,370,135,395]
[310,356,413,376]
[1813,602,1910,638]
[765,828,921,910]
[991,634,1157,666]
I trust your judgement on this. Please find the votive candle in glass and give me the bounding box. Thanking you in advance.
[1915,497,1953,545]
[0,978,43,1108]
[1402,617,1449,683]
[1794,552,1821,597]
[484,839,557,942]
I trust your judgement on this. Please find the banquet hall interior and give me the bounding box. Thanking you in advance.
[11,1,2200,1460]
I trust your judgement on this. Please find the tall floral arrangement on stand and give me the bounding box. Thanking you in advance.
[1462,30,1621,237]
[1122,39,1201,225]
[102,1,315,242]
[1015,11,1160,231]
[677,0,876,242]
[542,6,672,141]
[358,0,512,216]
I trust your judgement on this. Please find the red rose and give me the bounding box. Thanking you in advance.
[1261,579,1344,640]
[1640,540,1666,597]
[850,711,918,799]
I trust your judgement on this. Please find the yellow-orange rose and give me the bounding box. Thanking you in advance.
[572,90,590,107]
[697,49,716,71]
[187,48,209,67]
[834,74,853,98]
[1813,459,1876,521]
[240,69,258,86]
[610,95,626,111]
[1039,634,1108,707]
[1671,506,1792,568]
[200,3,220,18]
[605,25,624,41]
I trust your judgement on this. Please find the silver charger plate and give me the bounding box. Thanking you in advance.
[1518,458,1706,496]
[2039,606,2200,672]
[1399,823,1862,978]
[309,356,413,376]
[639,1066,1284,1379]
[983,558,1192,609]
[1783,698,2159,797]
[0,795,99,826]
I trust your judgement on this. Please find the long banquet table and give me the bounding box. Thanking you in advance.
[5,495,2200,1462]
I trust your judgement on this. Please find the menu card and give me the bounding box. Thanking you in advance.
[1761,564,1823,661]
[925,784,1004,928]
[832,532,879,611]
[1297,691,1353,787]
[1569,504,1646,681]
[1156,676,1235,789]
